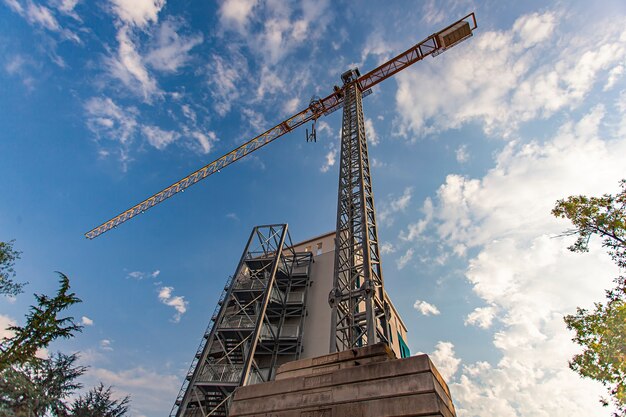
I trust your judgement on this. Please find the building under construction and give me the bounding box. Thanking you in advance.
[170,225,411,417]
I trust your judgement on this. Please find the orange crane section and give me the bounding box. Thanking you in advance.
[85,13,477,240]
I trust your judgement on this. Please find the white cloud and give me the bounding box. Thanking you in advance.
[127,270,160,280]
[110,0,165,27]
[282,97,300,114]
[390,187,412,212]
[619,90,626,138]
[256,66,285,99]
[604,64,624,91]
[180,104,196,123]
[434,105,616,250]
[3,0,80,42]
[464,306,495,329]
[3,54,36,90]
[430,341,460,381]
[145,19,203,73]
[413,300,441,316]
[241,107,266,132]
[158,286,188,322]
[3,0,23,14]
[395,12,626,138]
[360,32,394,67]
[423,105,625,415]
[54,0,80,18]
[207,52,246,116]
[81,316,94,326]
[0,314,16,340]
[378,187,413,226]
[189,130,217,154]
[380,242,396,255]
[84,96,138,169]
[455,144,469,163]
[26,3,60,31]
[220,0,331,65]
[219,0,258,31]
[320,147,336,173]
[420,0,445,26]
[85,97,138,144]
[512,12,556,48]
[100,339,113,351]
[316,120,332,136]
[364,117,379,146]
[107,26,161,102]
[142,125,180,150]
[399,197,433,241]
[396,247,414,270]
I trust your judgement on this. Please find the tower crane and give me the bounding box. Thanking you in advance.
[86,13,476,353]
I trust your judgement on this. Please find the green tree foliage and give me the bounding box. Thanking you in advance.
[68,383,130,417]
[0,273,82,370]
[0,240,25,297]
[0,353,85,417]
[0,241,131,416]
[552,179,626,268]
[553,180,626,416]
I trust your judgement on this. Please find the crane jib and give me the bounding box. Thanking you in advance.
[85,13,477,239]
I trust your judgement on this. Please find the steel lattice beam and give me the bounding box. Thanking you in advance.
[329,75,389,353]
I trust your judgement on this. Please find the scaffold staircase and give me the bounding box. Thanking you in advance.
[170,224,313,417]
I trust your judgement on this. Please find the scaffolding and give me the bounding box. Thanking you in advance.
[170,224,313,417]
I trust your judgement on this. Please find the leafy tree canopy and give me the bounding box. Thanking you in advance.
[0,241,131,416]
[553,180,626,416]
[69,383,130,417]
[0,240,25,297]
[0,273,82,370]
[552,179,626,268]
[0,353,85,417]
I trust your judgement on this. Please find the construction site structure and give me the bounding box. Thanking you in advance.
[84,12,477,417]
[170,225,411,417]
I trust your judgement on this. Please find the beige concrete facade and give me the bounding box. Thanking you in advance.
[290,232,409,360]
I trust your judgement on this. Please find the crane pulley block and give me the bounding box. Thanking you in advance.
[341,68,361,85]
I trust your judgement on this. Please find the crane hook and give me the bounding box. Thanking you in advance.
[306,119,317,143]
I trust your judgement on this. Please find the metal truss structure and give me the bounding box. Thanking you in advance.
[328,70,389,353]
[170,224,313,417]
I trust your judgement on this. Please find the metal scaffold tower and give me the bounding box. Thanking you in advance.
[170,224,313,417]
[329,70,388,352]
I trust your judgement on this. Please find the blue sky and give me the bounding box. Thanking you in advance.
[1,0,626,416]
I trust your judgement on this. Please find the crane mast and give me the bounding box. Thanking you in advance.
[330,15,476,353]
[329,70,388,351]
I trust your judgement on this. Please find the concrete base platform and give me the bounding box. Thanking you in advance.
[229,343,456,417]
